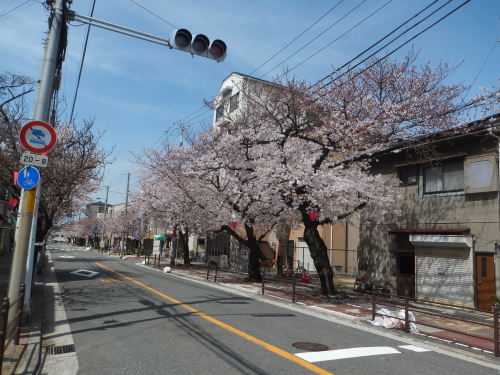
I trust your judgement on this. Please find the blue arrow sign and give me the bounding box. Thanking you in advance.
[17,166,40,190]
[93,226,99,232]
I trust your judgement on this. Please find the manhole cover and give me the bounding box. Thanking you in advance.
[292,342,329,351]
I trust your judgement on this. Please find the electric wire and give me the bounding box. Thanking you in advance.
[129,0,176,29]
[285,0,394,76]
[249,0,345,76]
[310,0,442,87]
[0,0,34,20]
[69,0,96,123]
[313,0,456,87]
[318,0,472,90]
[259,0,370,79]
[462,35,499,100]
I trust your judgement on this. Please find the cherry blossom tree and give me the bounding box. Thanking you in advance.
[62,216,100,245]
[208,51,499,295]
[104,208,142,254]
[135,133,291,280]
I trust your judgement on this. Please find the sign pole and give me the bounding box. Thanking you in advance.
[7,0,65,327]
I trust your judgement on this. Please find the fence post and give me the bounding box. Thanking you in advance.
[404,290,410,333]
[15,285,26,345]
[206,269,210,280]
[292,275,296,303]
[215,264,218,283]
[494,306,499,357]
[262,274,265,295]
[0,297,10,370]
[371,290,376,321]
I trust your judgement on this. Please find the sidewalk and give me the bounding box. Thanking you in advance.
[1,251,42,375]
[2,248,499,374]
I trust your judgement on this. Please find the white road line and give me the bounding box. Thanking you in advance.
[399,345,431,352]
[295,346,400,362]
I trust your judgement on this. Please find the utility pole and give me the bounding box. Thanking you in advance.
[8,0,65,325]
[125,173,130,214]
[102,186,109,249]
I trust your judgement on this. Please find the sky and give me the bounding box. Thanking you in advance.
[1,0,499,206]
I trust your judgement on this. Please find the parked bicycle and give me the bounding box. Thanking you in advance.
[281,260,306,274]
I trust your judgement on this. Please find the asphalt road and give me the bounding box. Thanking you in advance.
[41,244,500,375]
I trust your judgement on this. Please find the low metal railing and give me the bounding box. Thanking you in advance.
[371,290,500,357]
[0,285,26,375]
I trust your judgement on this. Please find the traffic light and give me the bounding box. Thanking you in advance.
[169,28,227,62]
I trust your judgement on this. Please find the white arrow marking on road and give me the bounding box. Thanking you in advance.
[295,346,400,362]
[70,269,99,278]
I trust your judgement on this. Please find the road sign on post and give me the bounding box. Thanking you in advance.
[17,166,41,190]
[20,152,49,168]
[19,121,57,154]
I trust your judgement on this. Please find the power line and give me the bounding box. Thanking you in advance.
[311,0,471,92]
[69,0,96,123]
[129,0,176,29]
[311,0,443,87]
[0,0,35,20]
[249,0,345,76]
[260,0,371,79]
[462,35,499,100]
[314,0,454,87]
[285,0,394,76]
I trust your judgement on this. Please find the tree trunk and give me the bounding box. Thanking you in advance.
[302,213,335,296]
[36,213,52,243]
[179,230,190,265]
[244,224,262,282]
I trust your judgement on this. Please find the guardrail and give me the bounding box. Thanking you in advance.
[205,266,318,304]
[0,285,26,375]
[371,290,500,357]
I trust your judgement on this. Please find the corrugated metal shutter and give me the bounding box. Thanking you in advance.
[416,247,473,307]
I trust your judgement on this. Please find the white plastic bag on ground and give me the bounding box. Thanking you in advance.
[372,308,396,328]
[163,266,171,273]
[396,309,419,333]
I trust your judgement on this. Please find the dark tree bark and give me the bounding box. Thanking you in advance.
[301,210,335,296]
[243,224,262,282]
[179,228,190,265]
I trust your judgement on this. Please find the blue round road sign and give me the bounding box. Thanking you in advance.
[17,166,40,190]
[93,226,99,232]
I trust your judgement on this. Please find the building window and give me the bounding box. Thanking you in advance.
[229,93,239,112]
[423,160,464,194]
[399,166,418,186]
[216,105,224,121]
[98,206,105,213]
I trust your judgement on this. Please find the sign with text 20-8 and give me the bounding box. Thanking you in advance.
[19,121,57,154]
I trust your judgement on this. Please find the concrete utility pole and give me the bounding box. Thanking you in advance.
[125,173,130,214]
[102,186,109,247]
[8,0,65,324]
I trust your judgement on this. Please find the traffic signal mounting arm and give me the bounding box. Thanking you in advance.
[68,11,226,62]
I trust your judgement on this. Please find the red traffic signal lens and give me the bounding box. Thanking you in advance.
[210,40,226,58]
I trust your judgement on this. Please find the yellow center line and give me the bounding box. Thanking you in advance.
[96,262,333,375]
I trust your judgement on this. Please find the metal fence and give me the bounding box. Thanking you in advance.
[371,290,500,357]
[0,285,26,375]
[277,247,358,275]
